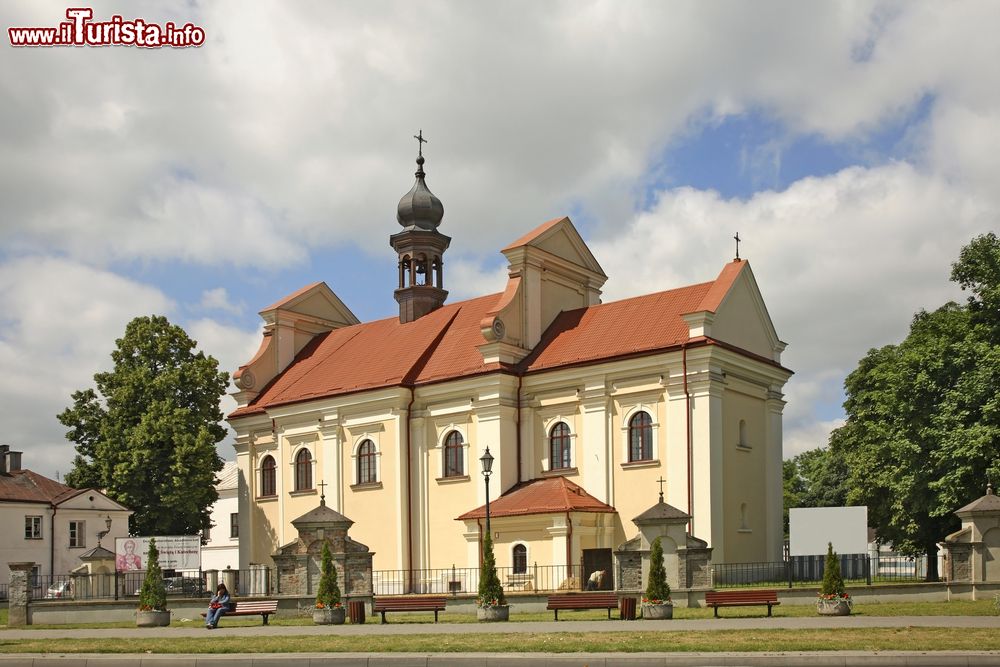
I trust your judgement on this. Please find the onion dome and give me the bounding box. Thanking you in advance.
[397,145,444,231]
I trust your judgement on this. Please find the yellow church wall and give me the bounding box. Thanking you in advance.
[609,388,671,547]
[340,415,401,571]
[720,386,768,563]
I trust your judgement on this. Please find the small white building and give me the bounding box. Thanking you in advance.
[0,446,131,585]
[200,461,240,572]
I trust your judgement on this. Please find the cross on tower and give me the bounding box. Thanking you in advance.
[734,232,741,260]
[317,480,327,505]
[656,477,666,503]
[413,129,427,157]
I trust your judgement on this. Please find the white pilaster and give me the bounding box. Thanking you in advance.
[581,378,610,502]
[765,388,786,561]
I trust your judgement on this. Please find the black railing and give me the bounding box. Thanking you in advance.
[372,564,599,596]
[712,552,931,589]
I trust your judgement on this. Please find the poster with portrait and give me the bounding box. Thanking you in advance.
[115,536,201,571]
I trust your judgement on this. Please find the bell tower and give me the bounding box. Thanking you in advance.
[390,131,451,323]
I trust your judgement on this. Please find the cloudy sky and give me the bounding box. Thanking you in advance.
[3,1,998,480]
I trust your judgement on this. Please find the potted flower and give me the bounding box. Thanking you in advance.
[476,534,509,621]
[313,542,345,625]
[641,536,673,619]
[136,538,170,627]
[816,542,852,616]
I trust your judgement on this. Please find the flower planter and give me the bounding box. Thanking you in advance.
[641,603,673,620]
[477,604,510,622]
[136,610,170,627]
[313,607,346,625]
[816,599,852,616]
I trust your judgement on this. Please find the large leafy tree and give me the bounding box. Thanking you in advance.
[829,234,1000,580]
[60,315,228,536]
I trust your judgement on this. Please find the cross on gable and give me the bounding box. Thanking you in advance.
[734,232,741,260]
[656,476,666,502]
[318,480,327,504]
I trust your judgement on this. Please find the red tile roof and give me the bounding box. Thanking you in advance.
[520,281,713,372]
[230,261,759,418]
[456,476,615,520]
[0,469,77,504]
[231,294,504,417]
[500,216,567,252]
[261,281,323,312]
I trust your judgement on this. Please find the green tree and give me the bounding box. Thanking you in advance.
[644,536,671,603]
[59,315,228,536]
[830,234,1000,580]
[477,534,506,607]
[138,538,167,611]
[315,542,342,608]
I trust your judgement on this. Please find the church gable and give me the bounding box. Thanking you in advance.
[682,261,785,363]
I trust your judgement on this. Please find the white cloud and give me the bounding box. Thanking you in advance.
[784,418,846,459]
[198,287,244,317]
[0,257,174,477]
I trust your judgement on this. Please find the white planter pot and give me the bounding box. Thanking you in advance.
[477,605,510,622]
[641,603,674,620]
[313,607,346,625]
[816,598,852,616]
[136,610,170,627]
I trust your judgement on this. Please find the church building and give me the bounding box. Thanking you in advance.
[228,145,792,583]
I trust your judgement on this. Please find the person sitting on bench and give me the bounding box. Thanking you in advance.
[205,583,231,629]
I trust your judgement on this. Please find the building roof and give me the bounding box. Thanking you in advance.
[456,476,615,520]
[0,469,77,504]
[231,272,753,418]
[519,281,714,372]
[633,497,691,524]
[956,484,1000,515]
[291,500,354,527]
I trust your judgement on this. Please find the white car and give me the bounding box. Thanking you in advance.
[45,580,72,599]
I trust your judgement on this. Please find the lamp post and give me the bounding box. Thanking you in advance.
[480,447,494,538]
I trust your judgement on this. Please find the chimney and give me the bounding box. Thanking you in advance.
[0,445,8,474]
[7,450,22,472]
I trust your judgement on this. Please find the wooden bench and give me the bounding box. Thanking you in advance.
[704,590,780,617]
[372,596,447,624]
[546,592,619,621]
[200,600,279,625]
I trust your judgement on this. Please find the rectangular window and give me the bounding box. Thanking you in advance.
[24,516,42,539]
[230,513,239,539]
[30,565,40,588]
[68,520,85,548]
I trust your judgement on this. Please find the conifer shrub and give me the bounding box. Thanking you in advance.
[644,536,672,604]
[138,538,167,612]
[477,534,506,607]
[819,541,850,601]
[315,542,342,609]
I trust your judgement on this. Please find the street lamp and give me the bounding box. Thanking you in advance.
[479,447,494,538]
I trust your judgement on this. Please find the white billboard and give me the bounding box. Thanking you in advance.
[115,536,201,571]
[789,506,868,557]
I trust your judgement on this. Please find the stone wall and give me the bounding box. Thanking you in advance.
[7,562,34,626]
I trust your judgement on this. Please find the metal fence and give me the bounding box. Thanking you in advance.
[712,552,930,589]
[25,568,278,602]
[372,564,601,596]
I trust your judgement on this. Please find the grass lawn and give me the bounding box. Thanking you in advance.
[0,599,998,654]
[2,628,1000,654]
[7,598,996,631]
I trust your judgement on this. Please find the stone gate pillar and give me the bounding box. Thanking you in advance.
[8,562,34,627]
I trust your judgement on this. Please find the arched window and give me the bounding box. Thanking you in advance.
[357,439,377,485]
[443,431,464,477]
[295,449,313,491]
[628,411,653,462]
[549,422,572,470]
[512,544,527,574]
[260,455,276,497]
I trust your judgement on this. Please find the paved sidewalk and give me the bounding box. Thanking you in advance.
[3,617,1000,666]
[3,614,1000,638]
